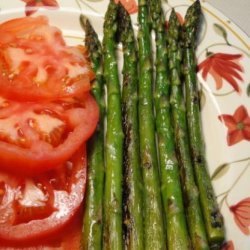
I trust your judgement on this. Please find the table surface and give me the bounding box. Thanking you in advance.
[206,0,250,37]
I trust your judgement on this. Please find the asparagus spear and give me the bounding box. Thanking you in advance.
[80,16,105,250]
[149,0,191,249]
[168,9,209,250]
[102,1,124,249]
[137,0,166,249]
[117,5,144,250]
[183,1,225,248]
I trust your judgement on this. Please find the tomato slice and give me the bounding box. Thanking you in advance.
[0,93,98,175]
[0,210,83,249]
[0,145,87,243]
[0,15,94,101]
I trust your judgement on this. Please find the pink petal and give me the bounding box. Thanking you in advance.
[228,130,244,146]
[221,241,234,250]
[238,198,250,204]
[233,212,250,235]
[243,126,250,140]
[243,117,250,126]
[215,61,243,82]
[25,1,38,16]
[213,63,241,93]
[230,198,250,230]
[218,114,237,133]
[215,53,242,60]
[217,58,244,73]
[42,0,59,7]
[198,58,212,80]
[210,67,223,90]
[117,0,138,14]
[234,208,250,217]
[22,0,33,3]
[234,105,249,123]
[235,213,250,224]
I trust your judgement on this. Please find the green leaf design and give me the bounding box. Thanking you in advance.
[211,163,230,181]
[213,23,231,46]
[247,83,250,97]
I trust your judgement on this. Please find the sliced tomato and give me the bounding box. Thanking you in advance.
[0,93,98,175]
[0,210,83,250]
[0,15,95,101]
[0,145,87,243]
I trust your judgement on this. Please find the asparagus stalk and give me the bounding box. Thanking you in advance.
[149,0,191,249]
[137,0,166,249]
[102,1,124,249]
[168,9,209,250]
[117,5,144,250]
[183,1,225,248]
[80,16,105,250]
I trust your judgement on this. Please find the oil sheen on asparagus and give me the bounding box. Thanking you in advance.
[80,15,105,250]
[137,0,166,248]
[148,0,191,249]
[168,7,209,250]
[182,1,225,248]
[117,5,144,250]
[102,1,124,249]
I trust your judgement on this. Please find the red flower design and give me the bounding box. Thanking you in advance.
[198,53,244,93]
[22,0,59,16]
[218,105,250,146]
[221,240,234,250]
[229,197,250,235]
[115,0,138,14]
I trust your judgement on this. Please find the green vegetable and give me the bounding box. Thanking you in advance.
[117,5,144,250]
[80,15,105,250]
[148,0,191,249]
[137,0,166,248]
[168,8,209,250]
[183,1,225,248]
[102,1,124,249]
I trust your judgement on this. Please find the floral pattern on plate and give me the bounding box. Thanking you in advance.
[22,0,59,16]
[218,105,250,146]
[198,52,244,93]
[0,0,249,249]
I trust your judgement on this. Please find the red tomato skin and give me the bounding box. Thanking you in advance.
[0,211,83,250]
[0,146,87,243]
[0,15,94,102]
[0,94,99,176]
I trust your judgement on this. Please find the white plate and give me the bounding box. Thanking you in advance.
[0,0,250,249]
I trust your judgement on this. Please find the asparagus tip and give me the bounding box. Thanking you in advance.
[79,14,89,30]
[184,0,201,29]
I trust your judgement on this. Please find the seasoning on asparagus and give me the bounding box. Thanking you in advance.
[149,0,191,249]
[168,9,209,250]
[80,16,105,250]
[182,1,225,248]
[117,5,144,250]
[137,0,166,248]
[102,1,124,249]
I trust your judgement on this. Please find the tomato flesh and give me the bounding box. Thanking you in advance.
[0,15,98,247]
[0,15,94,101]
[0,210,83,250]
[0,145,87,242]
[0,93,98,175]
